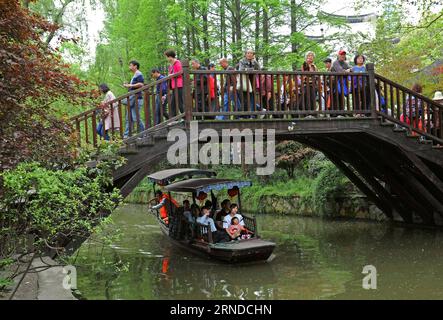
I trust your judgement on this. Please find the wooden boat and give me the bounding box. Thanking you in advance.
[148,169,276,263]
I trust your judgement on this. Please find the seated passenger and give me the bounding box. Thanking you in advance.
[197,206,229,243]
[183,200,194,223]
[215,199,231,230]
[190,204,200,221]
[227,217,253,240]
[223,204,245,229]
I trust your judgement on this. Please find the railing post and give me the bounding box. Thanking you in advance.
[182,59,193,125]
[367,63,377,118]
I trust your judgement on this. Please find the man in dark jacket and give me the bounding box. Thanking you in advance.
[191,59,209,113]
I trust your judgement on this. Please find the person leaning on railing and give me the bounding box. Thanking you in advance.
[191,59,210,117]
[238,49,261,117]
[401,83,424,136]
[301,51,318,114]
[122,60,145,138]
[351,54,371,115]
[330,50,352,112]
[165,49,184,117]
[216,58,242,120]
[96,83,120,141]
[151,68,169,125]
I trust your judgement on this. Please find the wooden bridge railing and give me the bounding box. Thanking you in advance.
[71,61,443,147]
[71,69,187,147]
[375,74,443,144]
[189,68,374,119]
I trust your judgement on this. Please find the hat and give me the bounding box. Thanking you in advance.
[208,63,215,68]
[433,91,443,101]
[338,50,347,55]
[323,58,332,63]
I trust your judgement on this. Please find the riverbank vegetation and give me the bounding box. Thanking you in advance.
[0,0,124,295]
[126,141,363,218]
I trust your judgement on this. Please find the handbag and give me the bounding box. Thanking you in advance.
[236,74,253,93]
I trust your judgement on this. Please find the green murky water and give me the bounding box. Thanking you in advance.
[75,204,443,300]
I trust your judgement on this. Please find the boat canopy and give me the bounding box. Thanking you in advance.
[165,178,252,194]
[148,168,216,186]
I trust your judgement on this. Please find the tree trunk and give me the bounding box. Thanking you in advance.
[263,6,270,67]
[255,3,260,56]
[290,0,298,71]
[202,6,210,65]
[234,0,242,63]
[220,0,227,57]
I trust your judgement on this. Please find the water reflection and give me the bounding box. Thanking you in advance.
[75,204,443,300]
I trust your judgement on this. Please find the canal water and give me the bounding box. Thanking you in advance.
[75,204,443,300]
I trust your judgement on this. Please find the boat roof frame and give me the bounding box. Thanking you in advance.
[147,168,217,186]
[164,178,252,194]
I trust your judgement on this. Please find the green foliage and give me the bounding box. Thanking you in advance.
[347,3,443,97]
[0,142,125,260]
[311,162,349,217]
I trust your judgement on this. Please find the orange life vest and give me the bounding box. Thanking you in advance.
[159,193,179,219]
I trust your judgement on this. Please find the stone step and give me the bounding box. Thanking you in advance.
[118,148,139,156]
[136,137,155,148]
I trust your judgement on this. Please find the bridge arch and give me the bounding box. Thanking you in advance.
[72,62,443,226]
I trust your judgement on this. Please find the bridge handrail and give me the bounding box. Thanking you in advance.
[375,73,441,107]
[190,70,360,76]
[70,71,183,122]
[375,73,443,144]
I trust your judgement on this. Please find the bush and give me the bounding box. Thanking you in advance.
[0,142,124,259]
[311,162,349,217]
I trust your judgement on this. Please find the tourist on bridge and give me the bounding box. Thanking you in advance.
[96,83,120,141]
[331,50,352,73]
[165,49,184,117]
[191,59,209,115]
[122,60,145,138]
[280,74,299,114]
[432,91,443,140]
[260,69,273,112]
[301,51,319,113]
[331,50,352,112]
[324,58,332,72]
[208,63,219,115]
[401,83,424,136]
[216,58,241,120]
[322,58,333,111]
[351,54,371,113]
[238,49,261,116]
[151,68,169,125]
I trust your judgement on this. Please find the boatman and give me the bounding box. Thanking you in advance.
[151,190,179,225]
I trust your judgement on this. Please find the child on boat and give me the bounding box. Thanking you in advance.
[227,217,253,240]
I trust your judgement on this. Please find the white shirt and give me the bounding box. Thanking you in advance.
[223,214,245,229]
[197,216,217,233]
